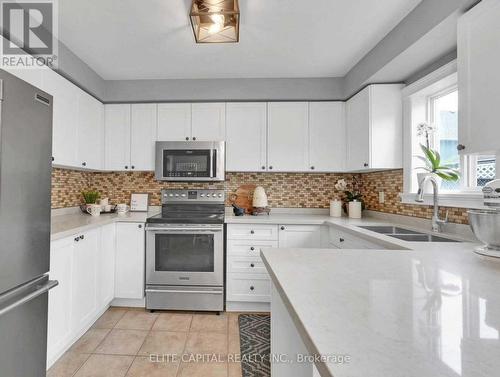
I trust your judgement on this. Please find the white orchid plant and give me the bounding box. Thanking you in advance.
[335,177,364,213]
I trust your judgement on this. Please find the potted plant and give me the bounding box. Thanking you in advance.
[416,144,460,187]
[82,190,100,204]
[335,178,365,215]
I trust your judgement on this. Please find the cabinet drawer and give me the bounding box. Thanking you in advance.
[227,224,278,240]
[227,255,267,274]
[226,273,270,302]
[227,240,278,256]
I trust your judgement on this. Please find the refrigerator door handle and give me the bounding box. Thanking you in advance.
[0,279,58,318]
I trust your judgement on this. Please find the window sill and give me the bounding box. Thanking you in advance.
[400,192,486,209]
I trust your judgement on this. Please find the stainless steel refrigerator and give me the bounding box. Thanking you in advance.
[0,70,58,376]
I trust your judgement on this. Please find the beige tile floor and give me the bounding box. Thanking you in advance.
[47,307,248,377]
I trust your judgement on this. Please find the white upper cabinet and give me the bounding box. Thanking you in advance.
[78,92,104,170]
[130,104,157,170]
[41,69,80,167]
[458,0,500,155]
[226,102,267,172]
[191,103,226,141]
[346,84,403,171]
[309,102,345,172]
[104,104,131,171]
[267,102,309,172]
[157,103,192,141]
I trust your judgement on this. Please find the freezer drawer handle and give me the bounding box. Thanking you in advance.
[0,279,58,317]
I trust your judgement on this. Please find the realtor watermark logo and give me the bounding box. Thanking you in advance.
[0,0,58,69]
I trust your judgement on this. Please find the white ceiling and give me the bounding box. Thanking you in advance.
[58,0,422,80]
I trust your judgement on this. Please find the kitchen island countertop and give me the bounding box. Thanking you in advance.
[261,216,500,377]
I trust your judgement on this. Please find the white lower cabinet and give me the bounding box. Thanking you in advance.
[47,237,74,367]
[227,273,271,303]
[328,226,382,249]
[278,225,322,248]
[71,229,99,333]
[114,222,145,299]
[47,222,128,368]
[98,223,116,307]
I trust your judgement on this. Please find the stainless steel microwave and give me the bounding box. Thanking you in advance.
[155,141,225,181]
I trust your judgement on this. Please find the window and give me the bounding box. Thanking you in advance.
[403,61,498,208]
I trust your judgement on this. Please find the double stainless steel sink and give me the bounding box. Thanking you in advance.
[358,226,461,243]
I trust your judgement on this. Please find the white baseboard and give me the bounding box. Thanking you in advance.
[111,297,146,308]
[226,301,270,312]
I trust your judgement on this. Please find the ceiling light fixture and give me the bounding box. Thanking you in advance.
[190,0,240,43]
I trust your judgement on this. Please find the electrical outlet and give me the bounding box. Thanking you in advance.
[379,191,385,204]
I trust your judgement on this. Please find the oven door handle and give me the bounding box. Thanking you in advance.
[146,227,222,232]
[145,288,222,295]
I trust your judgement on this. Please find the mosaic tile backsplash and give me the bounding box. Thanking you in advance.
[51,168,470,224]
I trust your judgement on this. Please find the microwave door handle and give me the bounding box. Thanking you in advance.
[209,149,214,178]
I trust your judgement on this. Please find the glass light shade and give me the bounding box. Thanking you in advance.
[190,0,240,43]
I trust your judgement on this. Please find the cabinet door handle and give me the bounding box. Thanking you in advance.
[125,165,128,169]
[280,226,285,230]
[250,230,255,234]
[51,156,54,162]
[192,137,197,141]
[363,163,369,167]
[250,247,255,251]
[269,166,273,170]
[250,263,255,268]
[261,166,266,170]
[131,165,135,169]
[80,235,84,240]
[310,166,315,170]
[457,144,466,151]
[138,224,143,229]
[82,162,86,167]
[185,137,189,141]
[250,286,255,291]
[339,238,345,242]
[74,237,80,242]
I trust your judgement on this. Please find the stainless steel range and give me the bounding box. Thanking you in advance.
[145,189,225,312]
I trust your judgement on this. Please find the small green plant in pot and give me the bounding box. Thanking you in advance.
[82,190,100,204]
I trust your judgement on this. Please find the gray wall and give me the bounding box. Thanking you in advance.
[104,77,345,103]
[343,0,479,98]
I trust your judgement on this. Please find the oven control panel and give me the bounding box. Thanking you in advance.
[161,189,225,203]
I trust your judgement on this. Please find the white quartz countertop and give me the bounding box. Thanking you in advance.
[261,217,500,377]
[51,209,160,241]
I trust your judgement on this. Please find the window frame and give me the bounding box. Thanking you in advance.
[401,60,498,209]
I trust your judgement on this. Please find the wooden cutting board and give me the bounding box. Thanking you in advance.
[229,184,256,214]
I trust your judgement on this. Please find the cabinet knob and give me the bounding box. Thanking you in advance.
[311,166,315,170]
[339,238,345,243]
[80,235,84,240]
[250,247,255,251]
[269,166,273,170]
[363,163,369,167]
[74,237,80,242]
[138,224,143,229]
[250,286,255,291]
[131,165,135,169]
[457,144,466,151]
[125,166,128,169]
[82,162,86,166]
[185,137,189,141]
[192,137,197,141]
[280,226,285,230]
[250,263,255,268]
[250,230,255,234]
[51,156,54,162]
[261,166,266,170]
